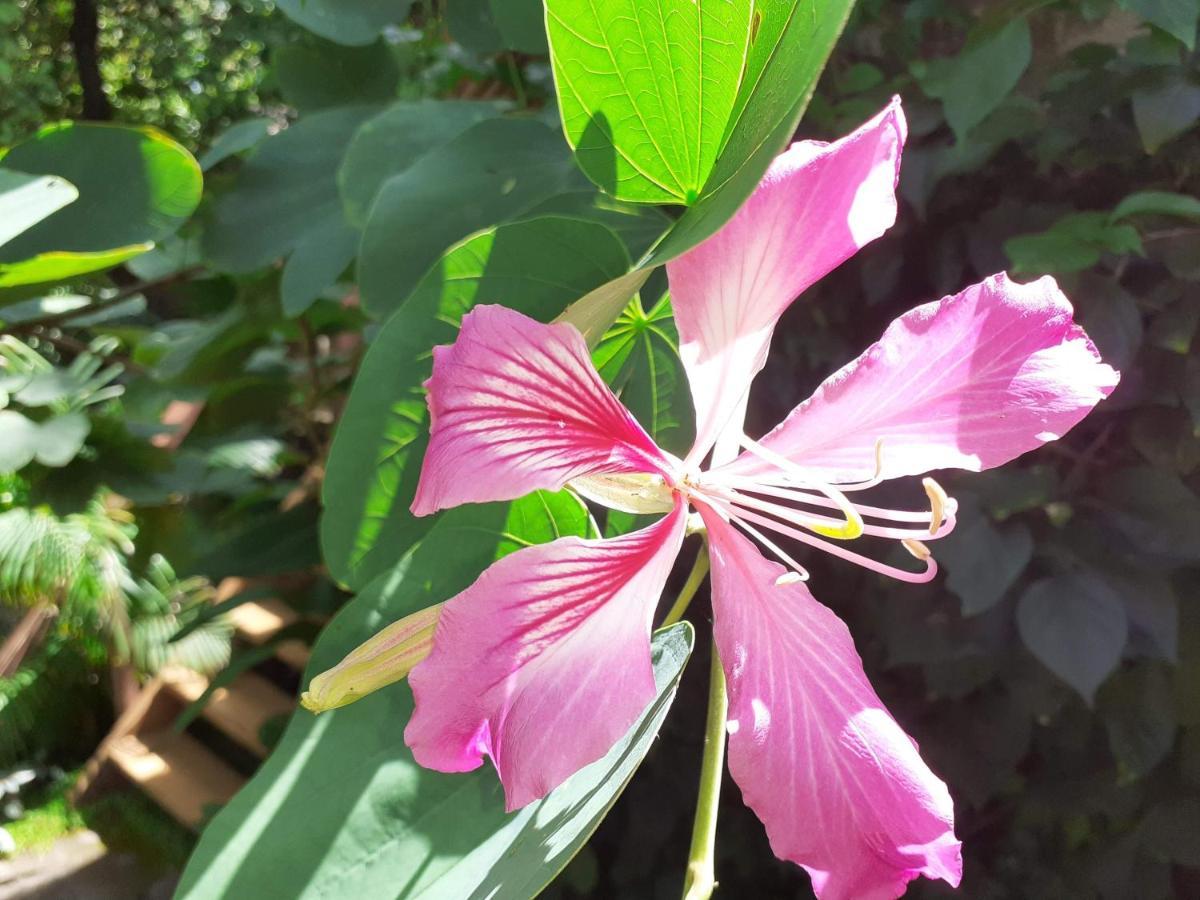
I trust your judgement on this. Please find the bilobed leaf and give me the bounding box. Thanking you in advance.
[203,104,379,273]
[916,17,1032,140]
[177,493,693,900]
[547,0,751,204]
[1017,572,1128,704]
[0,410,90,471]
[322,216,629,589]
[0,170,78,247]
[553,0,857,337]
[1005,211,1144,274]
[0,123,202,287]
[357,118,587,318]
[276,0,413,45]
[520,190,672,260]
[592,294,694,456]
[1098,466,1200,563]
[336,100,503,227]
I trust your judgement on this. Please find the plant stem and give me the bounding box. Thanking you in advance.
[660,546,709,628]
[682,634,727,900]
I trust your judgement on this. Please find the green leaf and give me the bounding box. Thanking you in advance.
[203,104,379,273]
[937,498,1033,616]
[0,123,202,287]
[0,170,78,247]
[177,494,693,900]
[554,0,857,338]
[1111,190,1200,223]
[198,118,272,171]
[280,219,359,318]
[1005,211,1144,274]
[337,100,503,227]
[447,0,548,55]
[1132,74,1200,153]
[1099,467,1200,563]
[276,0,414,46]
[322,216,629,589]
[1017,572,1129,704]
[915,17,1032,140]
[592,294,694,456]
[520,190,672,260]
[1117,0,1198,48]
[275,39,400,113]
[357,118,586,317]
[546,0,751,204]
[1099,661,1177,779]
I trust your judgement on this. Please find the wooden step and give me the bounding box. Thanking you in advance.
[226,597,311,670]
[107,730,245,830]
[162,667,294,757]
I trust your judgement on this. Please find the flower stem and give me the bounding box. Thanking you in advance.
[682,638,728,900]
[660,546,710,628]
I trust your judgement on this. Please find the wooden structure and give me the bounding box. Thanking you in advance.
[71,590,313,831]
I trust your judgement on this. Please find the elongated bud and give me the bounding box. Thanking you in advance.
[300,603,443,714]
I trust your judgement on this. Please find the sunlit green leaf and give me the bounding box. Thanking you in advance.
[0,170,77,248]
[276,0,414,46]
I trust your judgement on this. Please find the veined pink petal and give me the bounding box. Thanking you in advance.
[666,98,907,466]
[404,502,686,810]
[718,273,1120,485]
[697,503,961,900]
[411,305,674,515]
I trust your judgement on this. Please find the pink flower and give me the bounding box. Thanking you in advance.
[400,99,1118,899]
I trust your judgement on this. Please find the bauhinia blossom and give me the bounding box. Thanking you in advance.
[308,98,1118,899]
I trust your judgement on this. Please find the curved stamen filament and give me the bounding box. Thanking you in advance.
[703,496,938,584]
[716,488,957,541]
[735,434,864,539]
[727,515,811,582]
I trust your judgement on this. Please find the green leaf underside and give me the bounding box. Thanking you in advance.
[177,492,693,900]
[0,123,201,286]
[547,0,751,203]
[553,0,857,339]
[356,117,587,318]
[593,293,695,456]
[322,215,629,590]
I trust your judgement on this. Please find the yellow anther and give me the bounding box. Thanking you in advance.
[737,433,865,540]
[922,477,949,536]
[301,603,442,714]
[902,538,931,560]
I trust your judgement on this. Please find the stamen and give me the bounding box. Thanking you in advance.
[902,538,931,560]
[706,497,938,584]
[775,572,804,586]
[714,487,955,542]
[728,515,810,582]
[923,478,948,536]
[705,476,936,523]
[735,434,864,539]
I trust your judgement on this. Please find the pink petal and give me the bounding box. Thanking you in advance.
[666,98,907,466]
[411,304,674,516]
[718,272,1120,484]
[698,503,962,900]
[404,502,686,810]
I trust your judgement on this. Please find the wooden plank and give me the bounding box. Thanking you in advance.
[162,667,294,757]
[107,731,244,830]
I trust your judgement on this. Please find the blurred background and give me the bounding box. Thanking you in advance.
[0,0,1198,897]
